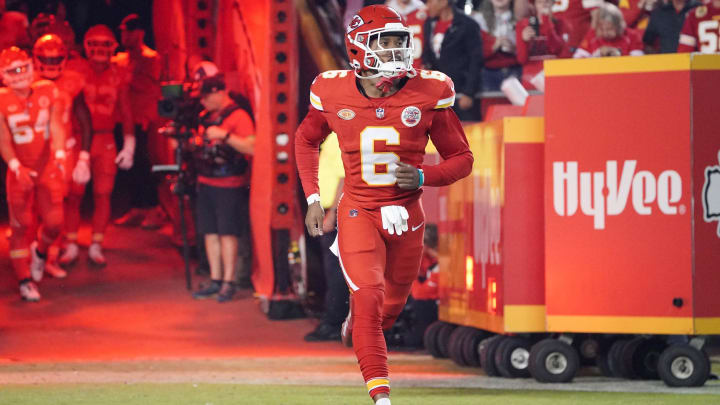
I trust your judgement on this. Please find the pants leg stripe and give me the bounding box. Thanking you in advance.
[336,248,359,292]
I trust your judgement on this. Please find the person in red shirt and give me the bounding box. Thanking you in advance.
[574,2,645,57]
[295,6,473,404]
[190,74,255,303]
[677,0,720,52]
[516,0,572,64]
[0,47,66,301]
[551,0,605,50]
[75,25,135,266]
[474,0,523,91]
[32,33,93,271]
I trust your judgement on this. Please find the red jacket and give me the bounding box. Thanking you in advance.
[515,15,571,64]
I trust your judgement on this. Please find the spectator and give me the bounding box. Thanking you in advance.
[550,0,604,51]
[304,133,349,342]
[618,0,658,30]
[574,3,644,57]
[475,0,522,91]
[0,11,31,51]
[191,74,255,303]
[643,0,699,53]
[677,0,720,52]
[113,14,167,230]
[515,0,571,64]
[385,0,425,17]
[423,0,484,121]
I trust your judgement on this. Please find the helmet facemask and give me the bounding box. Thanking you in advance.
[348,23,414,79]
[84,37,116,63]
[2,60,34,90]
[35,54,66,79]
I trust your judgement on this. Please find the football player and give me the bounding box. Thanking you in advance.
[75,25,135,266]
[678,0,720,53]
[295,6,473,404]
[33,33,94,266]
[0,47,66,301]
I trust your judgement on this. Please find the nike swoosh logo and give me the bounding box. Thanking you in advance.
[412,222,424,232]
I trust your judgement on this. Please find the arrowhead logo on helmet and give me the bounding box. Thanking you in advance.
[347,15,364,33]
[703,151,720,238]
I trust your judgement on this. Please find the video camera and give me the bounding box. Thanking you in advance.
[157,81,203,135]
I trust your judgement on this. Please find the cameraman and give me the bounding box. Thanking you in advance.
[191,74,255,303]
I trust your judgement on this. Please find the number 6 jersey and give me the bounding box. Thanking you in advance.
[0,80,59,171]
[295,69,473,209]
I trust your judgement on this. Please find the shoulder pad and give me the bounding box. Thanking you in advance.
[417,70,456,109]
[310,70,353,111]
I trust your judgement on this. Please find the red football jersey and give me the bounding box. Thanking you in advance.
[296,69,472,209]
[678,2,720,52]
[551,0,604,48]
[0,80,58,171]
[50,58,88,142]
[406,8,428,69]
[83,62,129,132]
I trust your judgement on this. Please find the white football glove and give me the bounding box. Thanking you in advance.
[72,151,91,184]
[115,135,135,170]
[380,205,409,236]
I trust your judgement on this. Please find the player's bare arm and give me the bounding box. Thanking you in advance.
[73,92,92,151]
[114,83,135,169]
[0,113,18,164]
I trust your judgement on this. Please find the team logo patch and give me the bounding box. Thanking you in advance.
[703,151,720,238]
[347,15,364,33]
[696,6,707,18]
[337,108,356,120]
[376,107,385,119]
[401,106,421,127]
[38,96,50,109]
[349,209,358,218]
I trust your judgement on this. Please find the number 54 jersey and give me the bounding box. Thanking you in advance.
[0,80,59,172]
[297,69,473,209]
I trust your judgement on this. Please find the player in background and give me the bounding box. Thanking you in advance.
[677,0,720,52]
[71,25,134,266]
[0,47,66,301]
[33,34,94,266]
[405,4,428,70]
[295,6,473,404]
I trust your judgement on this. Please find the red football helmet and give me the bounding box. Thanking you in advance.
[30,13,57,43]
[0,47,33,90]
[345,5,414,78]
[83,24,117,63]
[33,33,67,79]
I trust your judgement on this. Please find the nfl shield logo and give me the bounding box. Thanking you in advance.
[349,209,358,217]
[376,107,385,119]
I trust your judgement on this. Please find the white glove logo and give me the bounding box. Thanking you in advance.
[703,151,720,238]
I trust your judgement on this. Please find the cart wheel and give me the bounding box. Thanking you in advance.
[449,327,474,366]
[619,337,646,379]
[436,323,457,358]
[528,338,580,383]
[658,344,710,387]
[594,337,617,377]
[629,337,667,380]
[423,321,444,358]
[462,329,488,367]
[479,335,505,377]
[608,338,632,378]
[495,336,532,378]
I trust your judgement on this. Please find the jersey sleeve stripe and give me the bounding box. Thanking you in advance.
[434,95,455,109]
[310,91,323,111]
[679,34,697,47]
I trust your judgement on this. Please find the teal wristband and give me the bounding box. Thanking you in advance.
[417,168,424,188]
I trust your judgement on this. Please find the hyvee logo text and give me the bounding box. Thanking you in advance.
[553,161,683,230]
